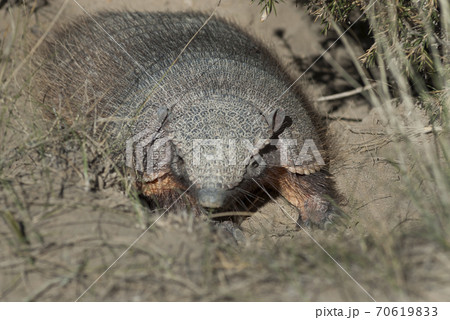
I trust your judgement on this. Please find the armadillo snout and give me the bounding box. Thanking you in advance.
[197,188,227,209]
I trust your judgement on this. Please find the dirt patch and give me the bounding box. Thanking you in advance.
[1,0,449,301]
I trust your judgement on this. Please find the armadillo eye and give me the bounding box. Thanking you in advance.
[171,155,185,177]
[246,160,262,178]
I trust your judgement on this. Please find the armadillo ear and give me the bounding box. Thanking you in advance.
[141,136,173,182]
[157,106,169,123]
[266,108,286,133]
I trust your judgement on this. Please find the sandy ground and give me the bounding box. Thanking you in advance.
[1,0,449,301]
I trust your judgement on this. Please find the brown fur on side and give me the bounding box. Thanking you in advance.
[260,167,337,225]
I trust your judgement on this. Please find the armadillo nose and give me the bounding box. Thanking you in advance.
[197,188,226,209]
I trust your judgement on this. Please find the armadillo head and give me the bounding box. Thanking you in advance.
[166,96,284,209]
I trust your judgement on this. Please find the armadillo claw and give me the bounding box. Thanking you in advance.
[215,221,246,245]
[286,163,324,176]
[297,197,338,229]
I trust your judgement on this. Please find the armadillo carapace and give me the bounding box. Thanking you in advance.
[37,12,336,226]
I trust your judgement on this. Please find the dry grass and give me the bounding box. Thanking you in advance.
[0,2,449,301]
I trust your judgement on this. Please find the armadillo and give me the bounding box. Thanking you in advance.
[36,11,336,226]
